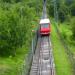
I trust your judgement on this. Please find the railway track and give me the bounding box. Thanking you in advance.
[30,0,55,75]
[30,36,55,75]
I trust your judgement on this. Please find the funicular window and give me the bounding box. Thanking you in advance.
[41,23,49,28]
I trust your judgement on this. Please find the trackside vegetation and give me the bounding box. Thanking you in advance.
[48,0,75,74]
[0,2,38,56]
[51,21,73,75]
[0,0,42,75]
[0,0,75,75]
[57,23,75,53]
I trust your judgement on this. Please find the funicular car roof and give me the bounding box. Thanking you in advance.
[40,18,50,24]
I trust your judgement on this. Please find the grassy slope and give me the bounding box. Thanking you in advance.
[0,45,28,75]
[0,22,38,75]
[58,23,75,54]
[0,32,33,75]
[51,21,73,75]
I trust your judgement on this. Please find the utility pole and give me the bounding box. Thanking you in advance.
[42,0,47,18]
[54,0,58,23]
[36,0,39,16]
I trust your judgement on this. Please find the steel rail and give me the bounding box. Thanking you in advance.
[29,36,55,75]
[30,0,55,75]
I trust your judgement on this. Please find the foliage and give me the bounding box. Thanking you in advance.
[70,18,75,39]
[70,3,75,16]
[51,21,73,75]
[0,0,40,56]
[47,0,75,22]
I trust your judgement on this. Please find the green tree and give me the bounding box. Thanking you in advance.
[70,3,75,16]
[71,18,75,39]
[0,0,39,56]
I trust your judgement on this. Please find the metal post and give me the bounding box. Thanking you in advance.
[54,0,58,23]
[42,0,47,18]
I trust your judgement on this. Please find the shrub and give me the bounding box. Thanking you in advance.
[0,3,37,56]
[70,18,75,39]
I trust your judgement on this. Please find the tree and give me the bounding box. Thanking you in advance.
[70,3,75,16]
[71,18,75,39]
[0,1,38,56]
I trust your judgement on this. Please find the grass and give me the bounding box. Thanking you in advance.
[51,21,73,75]
[0,39,31,75]
[0,45,27,75]
[57,23,75,57]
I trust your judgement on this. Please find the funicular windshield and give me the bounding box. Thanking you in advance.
[41,23,49,28]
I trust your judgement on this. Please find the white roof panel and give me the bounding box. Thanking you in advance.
[40,19,50,24]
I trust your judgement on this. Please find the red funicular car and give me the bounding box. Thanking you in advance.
[40,18,51,35]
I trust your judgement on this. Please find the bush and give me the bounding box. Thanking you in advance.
[70,3,75,16]
[0,3,37,56]
[70,18,75,39]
